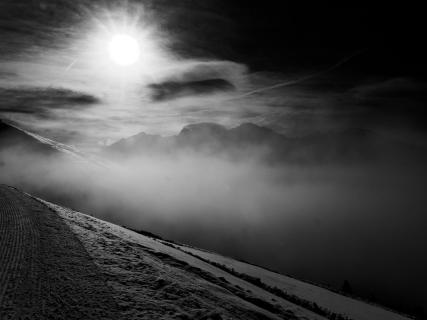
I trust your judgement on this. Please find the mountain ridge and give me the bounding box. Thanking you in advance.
[104,122,425,164]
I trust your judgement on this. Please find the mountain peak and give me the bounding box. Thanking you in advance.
[179,122,228,136]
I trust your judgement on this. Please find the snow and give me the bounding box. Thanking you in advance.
[174,246,413,320]
[40,201,284,319]
[0,186,120,319]
[42,200,329,320]
[39,198,413,320]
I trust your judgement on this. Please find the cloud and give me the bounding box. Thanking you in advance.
[148,78,235,101]
[0,70,16,78]
[150,60,248,86]
[236,73,427,139]
[145,59,246,101]
[0,86,103,146]
[0,86,99,118]
[343,78,427,131]
[351,77,427,103]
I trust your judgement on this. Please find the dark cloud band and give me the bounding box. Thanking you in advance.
[0,86,99,118]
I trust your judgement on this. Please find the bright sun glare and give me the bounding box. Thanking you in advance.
[108,34,140,66]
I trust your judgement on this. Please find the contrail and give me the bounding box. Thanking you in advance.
[232,49,367,99]
[65,59,77,71]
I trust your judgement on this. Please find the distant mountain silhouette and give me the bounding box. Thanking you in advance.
[104,122,426,164]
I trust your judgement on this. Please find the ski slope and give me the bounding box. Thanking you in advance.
[40,198,413,320]
[0,184,413,319]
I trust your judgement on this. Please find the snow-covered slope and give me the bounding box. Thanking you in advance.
[40,199,322,320]
[0,119,108,167]
[38,198,413,320]
[174,246,412,320]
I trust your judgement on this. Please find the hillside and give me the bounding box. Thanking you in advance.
[0,119,57,155]
[0,185,414,319]
[0,119,106,166]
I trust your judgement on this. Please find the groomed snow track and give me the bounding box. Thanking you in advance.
[0,185,120,319]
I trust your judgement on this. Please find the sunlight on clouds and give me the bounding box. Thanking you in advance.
[0,3,259,149]
[79,9,173,88]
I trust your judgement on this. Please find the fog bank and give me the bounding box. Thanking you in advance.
[0,146,426,314]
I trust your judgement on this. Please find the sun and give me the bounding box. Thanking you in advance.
[108,34,140,66]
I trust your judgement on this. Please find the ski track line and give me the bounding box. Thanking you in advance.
[0,187,31,315]
[0,185,122,319]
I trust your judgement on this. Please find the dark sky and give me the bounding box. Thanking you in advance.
[163,2,427,74]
